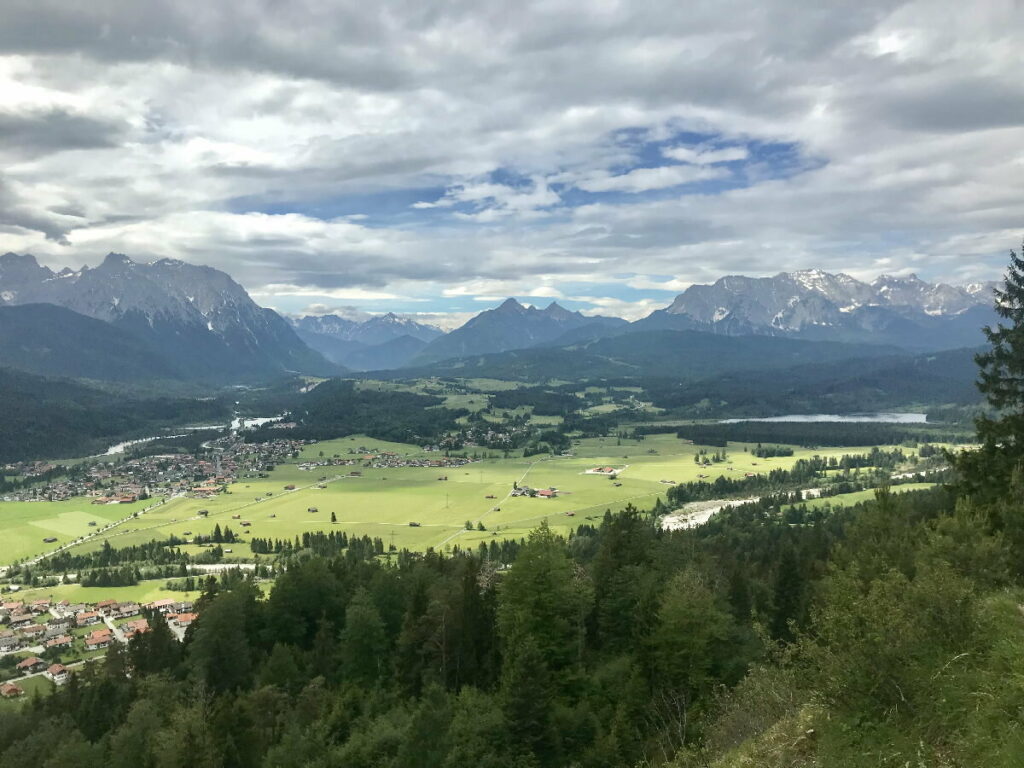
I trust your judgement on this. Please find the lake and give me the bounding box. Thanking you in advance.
[720,412,927,424]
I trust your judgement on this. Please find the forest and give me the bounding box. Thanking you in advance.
[0,368,231,463]
[244,379,467,445]
[674,420,970,448]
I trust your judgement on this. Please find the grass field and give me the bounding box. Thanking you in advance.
[784,482,937,512]
[0,497,158,564]
[6,581,202,606]
[0,433,925,561]
[0,674,54,710]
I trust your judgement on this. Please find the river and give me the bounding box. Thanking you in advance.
[101,414,283,455]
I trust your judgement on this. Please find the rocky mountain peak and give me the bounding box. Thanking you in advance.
[496,297,527,313]
[543,301,576,320]
[655,267,998,348]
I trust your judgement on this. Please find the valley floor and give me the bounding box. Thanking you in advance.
[1,433,934,566]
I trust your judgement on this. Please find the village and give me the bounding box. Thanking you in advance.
[0,595,195,699]
[1,437,313,504]
[297,447,476,473]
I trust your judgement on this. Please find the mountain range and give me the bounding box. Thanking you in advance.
[410,299,628,365]
[633,269,998,349]
[0,252,337,382]
[290,312,444,370]
[0,253,1000,384]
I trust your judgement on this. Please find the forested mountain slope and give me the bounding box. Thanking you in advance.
[0,304,179,382]
[0,367,229,462]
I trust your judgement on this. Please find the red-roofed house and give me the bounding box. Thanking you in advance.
[15,656,45,673]
[96,599,118,614]
[0,683,24,698]
[85,629,113,650]
[45,663,69,685]
[75,611,101,627]
[123,619,150,640]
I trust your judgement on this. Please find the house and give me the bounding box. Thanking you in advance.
[112,602,140,619]
[85,629,113,650]
[123,619,150,639]
[45,663,70,685]
[8,614,34,630]
[0,601,23,619]
[96,599,118,615]
[20,624,45,640]
[45,634,73,650]
[75,611,101,627]
[0,633,21,653]
[47,616,72,632]
[173,612,197,628]
[0,683,24,699]
[15,656,46,673]
[30,599,51,613]
[536,488,557,498]
[146,598,176,614]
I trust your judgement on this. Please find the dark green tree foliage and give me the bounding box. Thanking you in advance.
[245,379,467,445]
[958,242,1024,502]
[340,587,387,683]
[188,585,257,692]
[0,367,230,462]
[497,520,593,676]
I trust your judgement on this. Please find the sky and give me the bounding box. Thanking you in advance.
[0,0,1021,325]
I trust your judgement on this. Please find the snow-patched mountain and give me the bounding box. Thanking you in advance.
[637,269,997,350]
[0,252,337,381]
[413,299,628,364]
[292,312,443,346]
[289,312,444,370]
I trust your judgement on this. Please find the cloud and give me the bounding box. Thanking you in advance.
[253,284,407,301]
[0,107,125,157]
[575,164,725,193]
[662,145,749,164]
[0,0,1018,315]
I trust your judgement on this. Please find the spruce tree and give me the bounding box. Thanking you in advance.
[958,241,1024,500]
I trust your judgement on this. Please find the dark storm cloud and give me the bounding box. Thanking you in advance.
[0,108,124,157]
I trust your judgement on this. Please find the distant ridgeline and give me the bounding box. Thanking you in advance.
[675,421,971,448]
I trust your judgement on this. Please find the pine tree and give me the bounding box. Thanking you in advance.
[957,241,1024,500]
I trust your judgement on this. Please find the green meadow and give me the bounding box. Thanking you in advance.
[6,580,202,606]
[0,433,929,561]
[783,482,938,512]
[0,497,157,565]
